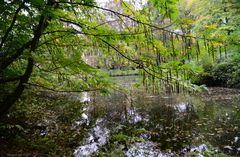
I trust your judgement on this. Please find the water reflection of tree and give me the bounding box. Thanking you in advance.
[143,103,198,151]
[93,89,240,155]
[198,101,240,156]
[101,91,200,152]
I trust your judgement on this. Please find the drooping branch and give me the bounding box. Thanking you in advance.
[26,83,103,93]
[34,59,81,73]
[97,37,170,83]
[39,34,67,47]
[92,19,119,29]
[98,38,137,64]
[57,2,174,29]
[43,27,159,37]
[57,1,221,42]
[59,18,84,29]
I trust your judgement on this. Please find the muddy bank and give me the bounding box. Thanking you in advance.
[199,87,240,100]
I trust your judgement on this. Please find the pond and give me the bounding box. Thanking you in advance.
[73,76,240,157]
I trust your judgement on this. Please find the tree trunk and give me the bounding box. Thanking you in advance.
[0,1,56,117]
[0,57,34,117]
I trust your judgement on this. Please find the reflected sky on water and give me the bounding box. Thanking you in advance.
[74,76,240,156]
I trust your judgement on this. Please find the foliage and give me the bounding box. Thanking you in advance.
[193,57,240,88]
[2,0,239,117]
[1,0,240,156]
[178,0,240,88]
[2,0,220,117]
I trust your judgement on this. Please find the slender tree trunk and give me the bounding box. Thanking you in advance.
[0,57,34,116]
[0,3,23,50]
[0,0,56,117]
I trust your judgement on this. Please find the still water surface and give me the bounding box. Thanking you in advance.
[74,76,240,156]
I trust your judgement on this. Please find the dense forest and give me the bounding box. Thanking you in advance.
[0,0,240,156]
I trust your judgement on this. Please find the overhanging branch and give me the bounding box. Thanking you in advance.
[26,82,102,93]
[43,28,159,37]
[0,76,22,84]
[57,1,221,42]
